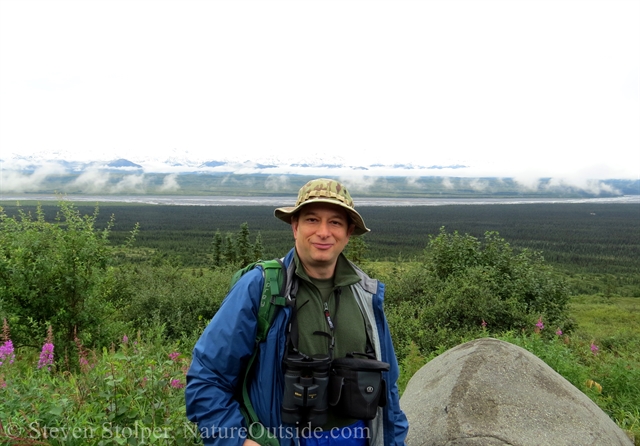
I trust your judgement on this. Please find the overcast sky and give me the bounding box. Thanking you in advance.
[1,0,638,183]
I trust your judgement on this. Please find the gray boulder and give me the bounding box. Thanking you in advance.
[401,337,633,446]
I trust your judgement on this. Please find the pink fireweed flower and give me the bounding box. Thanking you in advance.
[535,318,544,330]
[122,335,129,344]
[79,356,89,370]
[0,340,15,366]
[590,343,599,354]
[169,352,180,361]
[481,320,487,328]
[38,326,54,370]
[170,379,184,389]
[38,343,54,370]
[556,329,563,336]
[74,333,94,373]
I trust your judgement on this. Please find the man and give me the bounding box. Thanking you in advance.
[186,178,408,446]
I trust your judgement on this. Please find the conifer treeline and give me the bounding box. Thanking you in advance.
[1,203,638,274]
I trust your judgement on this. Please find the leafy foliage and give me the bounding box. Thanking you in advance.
[0,201,637,442]
[344,234,368,264]
[0,326,199,445]
[0,203,132,367]
[383,228,573,356]
[120,263,230,340]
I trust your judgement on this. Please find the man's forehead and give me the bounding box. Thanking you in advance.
[297,203,349,219]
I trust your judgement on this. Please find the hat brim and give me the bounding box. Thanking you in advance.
[275,198,370,236]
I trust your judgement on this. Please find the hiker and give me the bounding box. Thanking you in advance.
[185,178,408,446]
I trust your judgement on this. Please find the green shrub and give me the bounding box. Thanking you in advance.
[122,264,232,340]
[385,228,574,360]
[0,202,134,368]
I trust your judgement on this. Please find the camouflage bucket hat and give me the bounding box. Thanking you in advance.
[274,178,370,236]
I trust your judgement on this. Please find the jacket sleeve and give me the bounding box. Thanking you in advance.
[385,338,409,446]
[376,283,409,446]
[185,269,263,446]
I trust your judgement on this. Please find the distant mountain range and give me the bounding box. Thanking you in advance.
[0,151,468,174]
[1,152,638,198]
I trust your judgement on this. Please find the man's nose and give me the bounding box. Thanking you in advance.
[316,221,331,237]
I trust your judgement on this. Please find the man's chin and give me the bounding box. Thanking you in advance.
[309,254,335,265]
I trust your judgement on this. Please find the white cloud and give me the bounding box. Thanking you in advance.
[72,169,112,194]
[441,178,455,190]
[264,175,290,192]
[158,174,180,192]
[468,179,489,192]
[0,163,66,192]
[111,175,145,193]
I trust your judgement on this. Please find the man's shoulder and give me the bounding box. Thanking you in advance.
[346,261,381,296]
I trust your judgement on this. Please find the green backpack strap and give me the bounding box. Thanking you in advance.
[237,259,287,446]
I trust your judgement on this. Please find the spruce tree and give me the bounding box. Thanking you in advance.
[237,222,253,267]
[253,231,264,261]
[223,232,237,264]
[211,229,223,267]
[346,234,367,263]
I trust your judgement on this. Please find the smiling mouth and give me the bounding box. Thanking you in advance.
[312,243,333,250]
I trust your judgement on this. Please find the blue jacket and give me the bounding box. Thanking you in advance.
[186,249,408,445]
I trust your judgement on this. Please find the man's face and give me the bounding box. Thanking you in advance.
[291,202,355,278]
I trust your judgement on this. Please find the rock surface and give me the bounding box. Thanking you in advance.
[400,337,633,446]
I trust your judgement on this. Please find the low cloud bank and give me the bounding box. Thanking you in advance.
[0,163,67,193]
[1,160,632,197]
[0,167,181,195]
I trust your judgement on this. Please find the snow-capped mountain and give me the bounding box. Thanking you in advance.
[2,151,638,198]
[1,151,468,175]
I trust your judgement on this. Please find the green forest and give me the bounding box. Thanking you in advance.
[2,202,638,274]
[0,200,638,445]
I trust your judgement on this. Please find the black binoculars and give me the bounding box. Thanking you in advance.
[281,353,331,427]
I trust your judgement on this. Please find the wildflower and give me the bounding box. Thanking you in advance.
[75,330,94,373]
[536,318,544,330]
[0,340,15,367]
[556,329,563,336]
[38,342,54,370]
[481,319,487,329]
[169,352,180,361]
[590,343,599,355]
[122,335,129,344]
[38,326,54,370]
[0,319,15,368]
[170,379,185,389]
[586,379,603,393]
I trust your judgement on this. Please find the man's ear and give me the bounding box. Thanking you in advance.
[291,216,299,239]
[346,223,355,237]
